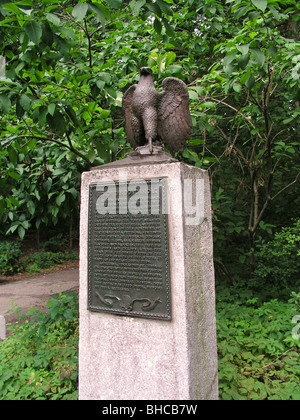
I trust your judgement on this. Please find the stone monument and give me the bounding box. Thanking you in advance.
[78,69,218,400]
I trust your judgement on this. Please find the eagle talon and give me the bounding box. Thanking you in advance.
[149,139,153,154]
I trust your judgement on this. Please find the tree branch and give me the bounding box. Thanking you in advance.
[250,172,299,235]
[214,259,236,283]
[271,172,300,201]
[84,19,93,69]
[10,134,92,166]
[207,96,264,140]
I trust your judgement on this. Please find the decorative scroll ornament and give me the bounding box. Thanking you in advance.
[96,291,162,313]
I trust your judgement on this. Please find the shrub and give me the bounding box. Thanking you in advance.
[0,240,22,275]
[41,234,68,252]
[251,219,300,300]
[20,250,78,274]
[217,289,300,400]
[0,292,78,400]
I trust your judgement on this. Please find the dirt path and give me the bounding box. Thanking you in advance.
[0,263,79,324]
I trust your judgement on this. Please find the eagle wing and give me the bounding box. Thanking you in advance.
[122,84,137,146]
[158,77,192,152]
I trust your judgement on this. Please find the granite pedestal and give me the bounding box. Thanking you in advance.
[79,154,218,400]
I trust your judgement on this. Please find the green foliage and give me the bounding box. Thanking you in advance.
[20,250,78,274]
[0,292,79,400]
[217,288,300,400]
[1,142,81,239]
[1,285,298,400]
[0,0,299,321]
[41,232,69,252]
[0,239,78,276]
[0,240,22,274]
[0,0,299,280]
[251,219,300,300]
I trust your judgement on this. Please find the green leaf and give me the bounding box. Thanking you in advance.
[52,168,67,176]
[50,306,59,319]
[245,74,255,88]
[162,17,175,37]
[238,53,250,70]
[98,72,111,84]
[0,94,11,114]
[202,157,217,165]
[42,21,54,46]
[48,103,56,116]
[22,220,29,230]
[268,5,280,20]
[96,80,105,89]
[251,0,267,13]
[27,138,37,151]
[68,187,78,199]
[8,146,17,165]
[64,308,73,320]
[166,64,182,74]
[237,44,249,55]
[27,200,35,216]
[88,4,106,24]
[6,223,18,235]
[9,195,19,207]
[188,89,198,100]
[46,12,61,26]
[234,5,250,19]
[157,0,173,16]
[47,110,66,134]
[47,298,58,308]
[56,193,66,206]
[251,48,265,67]
[202,101,217,109]
[146,1,161,16]
[18,225,26,240]
[8,170,20,180]
[65,104,79,127]
[233,83,242,93]
[43,178,52,193]
[106,86,117,98]
[1,3,24,15]
[154,17,162,34]
[105,0,122,9]
[165,51,176,66]
[240,72,251,84]
[188,138,204,146]
[16,99,25,119]
[24,21,42,44]
[182,148,199,162]
[38,106,48,127]
[130,0,146,16]
[267,45,278,58]
[223,53,236,74]
[20,94,31,111]
[72,3,88,21]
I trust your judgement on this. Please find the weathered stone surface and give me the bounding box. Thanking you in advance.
[79,160,218,400]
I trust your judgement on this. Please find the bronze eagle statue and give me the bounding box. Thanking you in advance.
[122,67,192,154]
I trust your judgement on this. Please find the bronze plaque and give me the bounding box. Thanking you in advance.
[87,178,171,320]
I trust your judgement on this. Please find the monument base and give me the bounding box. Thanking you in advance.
[79,158,218,400]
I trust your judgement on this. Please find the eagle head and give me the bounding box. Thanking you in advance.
[140,67,153,76]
